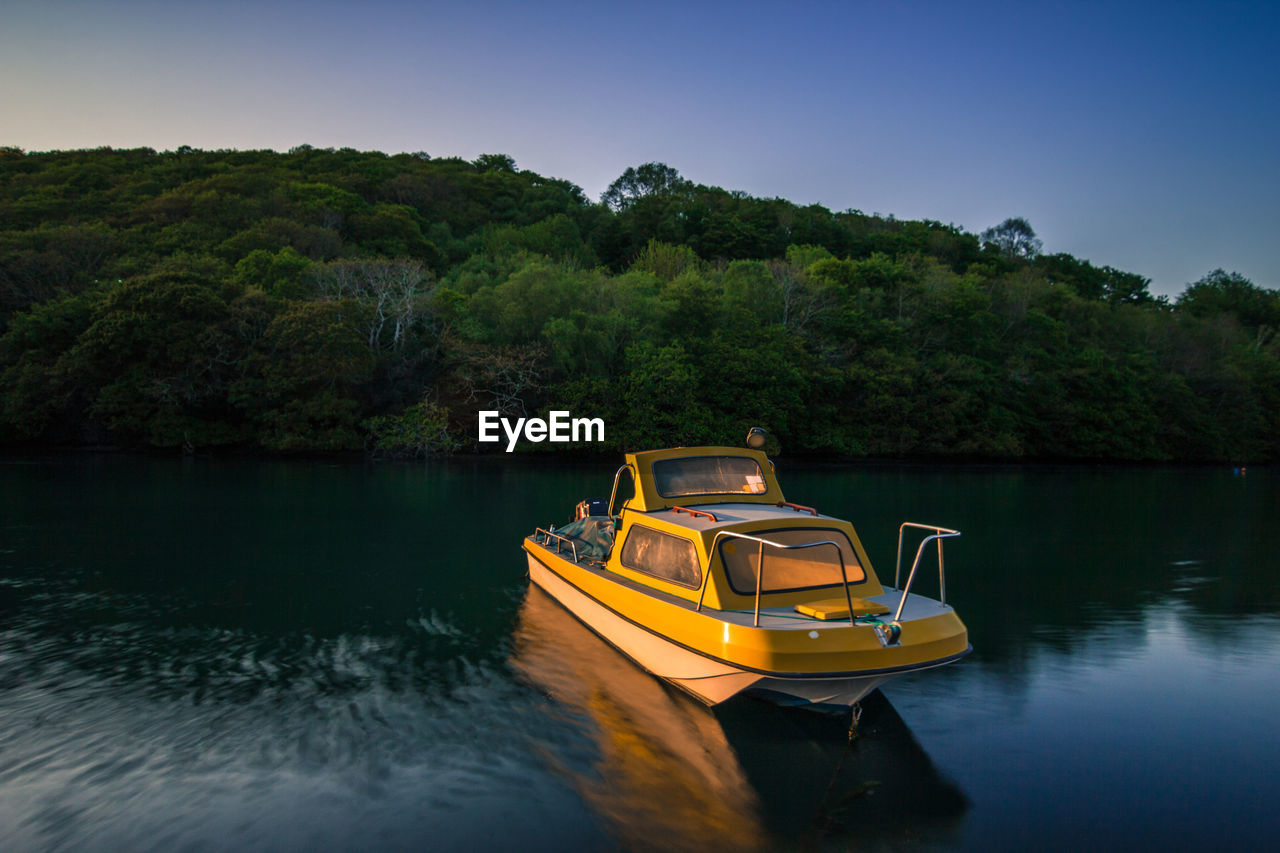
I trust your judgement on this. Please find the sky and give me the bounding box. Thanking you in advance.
[3,0,1277,297]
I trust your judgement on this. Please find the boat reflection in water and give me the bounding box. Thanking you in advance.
[510,585,968,851]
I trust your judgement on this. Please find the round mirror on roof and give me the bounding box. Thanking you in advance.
[745,427,767,449]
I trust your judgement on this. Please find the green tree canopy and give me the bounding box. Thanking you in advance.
[601,163,690,211]
[0,147,1276,462]
[981,217,1043,260]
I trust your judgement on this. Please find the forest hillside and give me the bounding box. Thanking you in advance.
[1,146,1276,461]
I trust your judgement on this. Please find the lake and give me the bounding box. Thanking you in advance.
[2,455,1277,851]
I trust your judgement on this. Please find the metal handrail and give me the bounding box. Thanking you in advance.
[892,522,961,623]
[533,527,580,562]
[607,464,635,520]
[700,531,856,628]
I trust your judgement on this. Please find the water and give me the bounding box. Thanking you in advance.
[2,455,1277,850]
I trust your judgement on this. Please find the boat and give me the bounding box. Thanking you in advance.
[521,433,970,710]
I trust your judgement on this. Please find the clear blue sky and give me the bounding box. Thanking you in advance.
[3,0,1276,296]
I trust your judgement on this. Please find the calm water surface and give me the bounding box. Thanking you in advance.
[2,456,1277,850]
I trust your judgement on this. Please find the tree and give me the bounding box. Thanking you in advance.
[1100,266,1153,305]
[473,153,516,173]
[234,247,312,299]
[230,301,375,451]
[1036,252,1152,304]
[0,290,97,439]
[631,239,700,281]
[615,341,709,446]
[62,271,244,448]
[981,217,1042,260]
[312,258,432,352]
[601,163,689,211]
[1177,269,1279,349]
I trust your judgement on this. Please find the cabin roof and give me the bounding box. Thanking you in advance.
[634,502,838,533]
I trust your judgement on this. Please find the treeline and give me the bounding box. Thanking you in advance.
[1,146,1277,461]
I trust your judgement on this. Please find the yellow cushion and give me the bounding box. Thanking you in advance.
[795,597,890,620]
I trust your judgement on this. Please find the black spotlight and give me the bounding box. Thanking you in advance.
[745,427,767,449]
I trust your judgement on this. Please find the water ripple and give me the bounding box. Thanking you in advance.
[0,581,586,852]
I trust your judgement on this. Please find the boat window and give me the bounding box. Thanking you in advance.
[653,456,767,498]
[719,528,865,595]
[619,524,701,588]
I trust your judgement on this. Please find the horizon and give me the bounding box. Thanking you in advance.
[4,0,1276,297]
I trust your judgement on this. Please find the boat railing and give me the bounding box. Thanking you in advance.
[700,531,857,628]
[607,464,636,520]
[533,527,580,563]
[893,523,961,623]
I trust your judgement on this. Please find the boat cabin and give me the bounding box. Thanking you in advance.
[596,446,886,614]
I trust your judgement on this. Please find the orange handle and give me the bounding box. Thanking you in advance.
[777,500,818,516]
[672,506,719,522]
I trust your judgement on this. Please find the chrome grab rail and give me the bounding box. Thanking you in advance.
[893,522,961,623]
[607,464,635,520]
[533,527,579,562]
[700,531,855,628]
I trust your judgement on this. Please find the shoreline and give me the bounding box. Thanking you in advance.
[1,442,1264,471]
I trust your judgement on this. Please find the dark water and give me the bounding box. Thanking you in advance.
[2,456,1277,851]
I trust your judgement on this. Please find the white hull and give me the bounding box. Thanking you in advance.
[527,554,890,708]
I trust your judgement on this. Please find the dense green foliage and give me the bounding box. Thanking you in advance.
[2,146,1277,461]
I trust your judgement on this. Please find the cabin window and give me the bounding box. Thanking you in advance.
[719,528,865,595]
[653,456,767,498]
[619,524,702,588]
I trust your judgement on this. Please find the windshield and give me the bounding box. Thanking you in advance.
[653,456,766,498]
